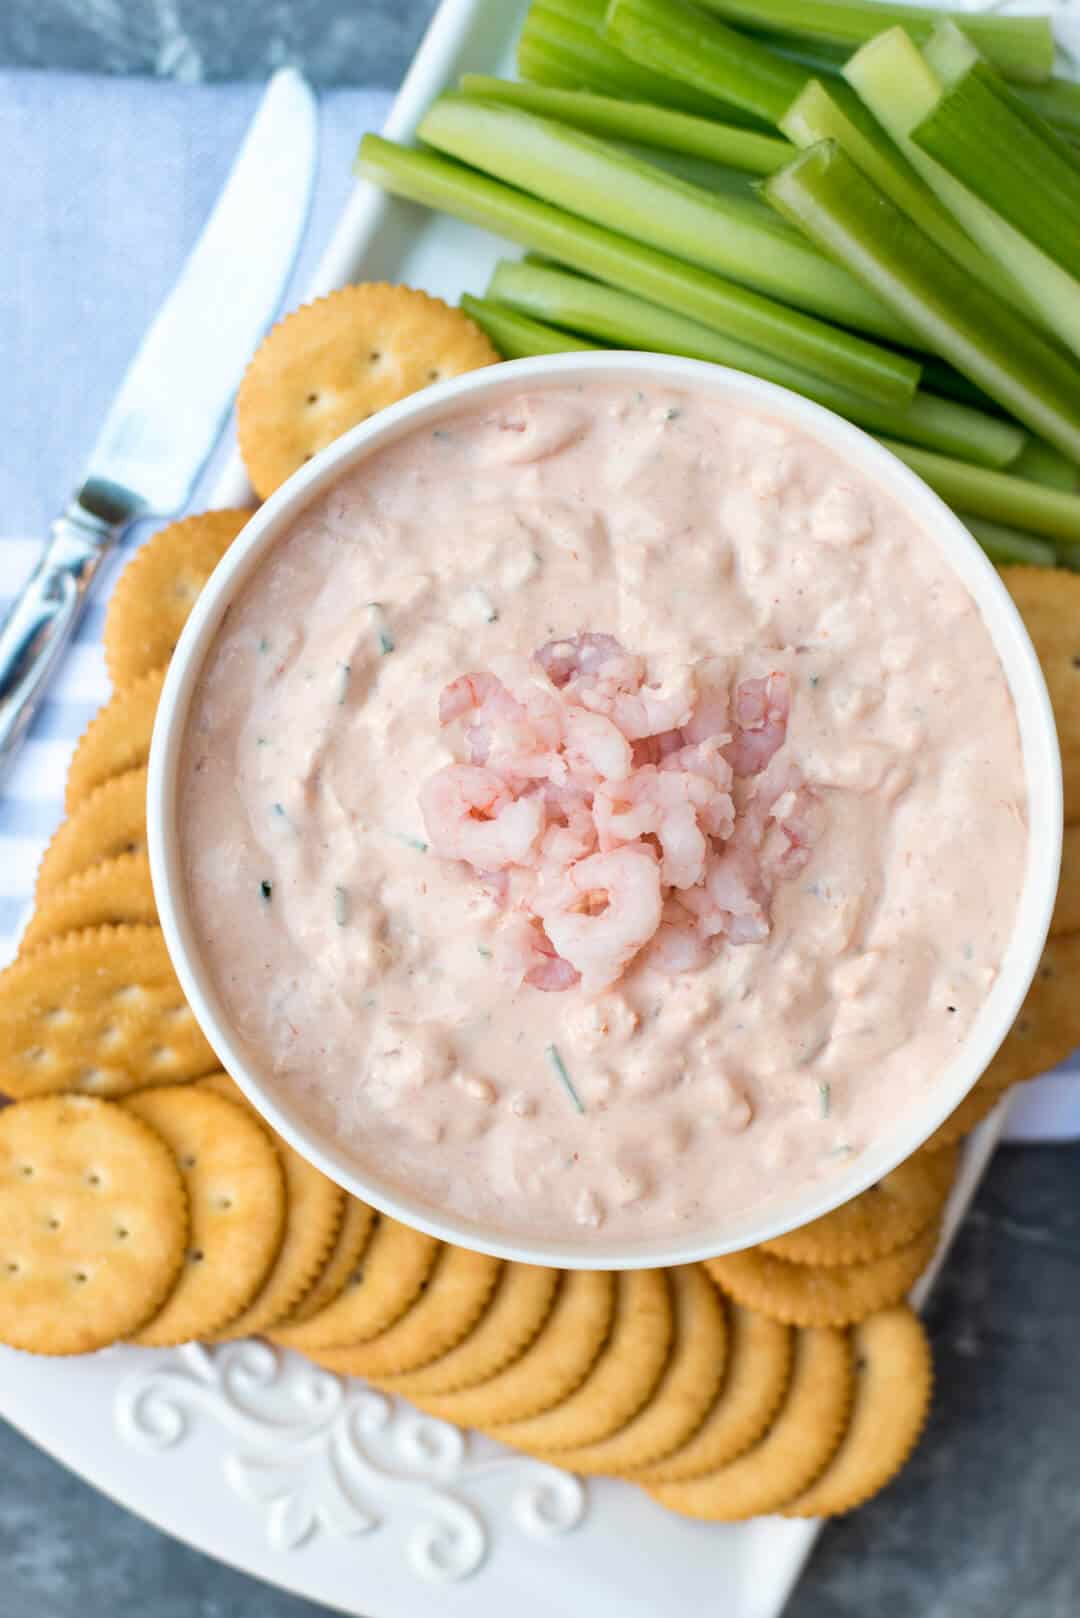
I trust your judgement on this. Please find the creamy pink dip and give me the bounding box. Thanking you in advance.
[180,382,1027,1242]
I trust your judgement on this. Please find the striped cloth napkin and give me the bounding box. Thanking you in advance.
[0,66,1074,1139]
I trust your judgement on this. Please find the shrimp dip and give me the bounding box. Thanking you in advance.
[179,381,1028,1244]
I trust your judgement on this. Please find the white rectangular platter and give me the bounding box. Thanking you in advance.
[0,0,1068,1614]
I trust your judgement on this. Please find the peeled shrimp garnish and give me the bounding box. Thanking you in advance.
[420,637,817,995]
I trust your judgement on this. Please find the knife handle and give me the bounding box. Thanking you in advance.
[0,492,131,787]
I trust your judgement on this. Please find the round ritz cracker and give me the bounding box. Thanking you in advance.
[0,1095,188,1356]
[20,853,157,956]
[279,1196,376,1327]
[104,509,251,689]
[235,284,500,500]
[705,1222,939,1329]
[123,1085,286,1346]
[646,1325,854,1523]
[783,1305,933,1518]
[376,1261,561,1399]
[536,1265,728,1478]
[65,666,166,814]
[762,1147,958,1267]
[268,1213,440,1353]
[487,1268,672,1453]
[632,1299,793,1486]
[36,767,148,901]
[0,925,215,1101]
[299,1244,501,1379]
[1001,566,1080,822]
[410,1270,615,1430]
[197,1073,347,1338]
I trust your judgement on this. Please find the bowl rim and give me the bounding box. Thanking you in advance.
[148,350,1062,1269]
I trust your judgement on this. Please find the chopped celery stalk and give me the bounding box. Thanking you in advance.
[880,439,1080,543]
[920,18,979,85]
[517,4,742,118]
[604,0,807,125]
[744,30,851,76]
[780,79,999,293]
[763,142,1080,463]
[357,136,919,404]
[487,257,1022,466]
[689,0,1054,83]
[911,64,1080,283]
[457,76,792,173]
[1012,438,1079,492]
[460,295,600,357]
[1016,78,1080,143]
[961,516,1057,568]
[419,94,914,342]
[844,29,1080,358]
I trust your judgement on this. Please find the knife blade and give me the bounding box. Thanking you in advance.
[0,66,318,785]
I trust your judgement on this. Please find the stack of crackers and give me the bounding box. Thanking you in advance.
[1,284,1078,1527]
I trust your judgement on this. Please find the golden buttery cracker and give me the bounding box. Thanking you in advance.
[646,1325,853,1522]
[538,1264,727,1477]
[0,1095,187,1355]
[0,925,215,1101]
[410,1270,615,1429]
[278,1196,377,1327]
[104,509,251,689]
[762,1147,958,1267]
[20,852,157,956]
[377,1261,561,1399]
[36,768,148,900]
[65,666,166,813]
[268,1214,439,1352]
[298,1244,501,1378]
[1001,566,1080,821]
[783,1305,933,1518]
[488,1268,672,1452]
[236,284,500,499]
[705,1223,939,1329]
[124,1085,286,1345]
[632,1298,792,1486]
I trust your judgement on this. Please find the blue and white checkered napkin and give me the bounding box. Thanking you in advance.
[0,66,1075,1139]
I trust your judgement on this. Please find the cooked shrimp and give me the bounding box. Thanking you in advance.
[723,673,790,776]
[537,846,663,996]
[493,913,581,991]
[419,764,544,870]
[563,706,633,783]
[535,632,640,690]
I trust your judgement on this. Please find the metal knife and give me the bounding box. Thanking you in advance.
[0,66,318,785]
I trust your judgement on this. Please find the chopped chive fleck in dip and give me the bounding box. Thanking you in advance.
[818,1081,832,1119]
[369,602,394,655]
[256,636,270,654]
[259,879,273,903]
[547,1044,585,1115]
[334,885,348,927]
[336,661,351,704]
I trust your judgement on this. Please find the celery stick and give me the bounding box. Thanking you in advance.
[458,76,792,174]
[419,94,913,342]
[961,517,1057,568]
[517,4,740,119]
[764,142,1080,463]
[357,136,919,403]
[1016,78,1080,143]
[690,0,1054,83]
[487,258,1022,467]
[604,0,807,125]
[880,440,1080,543]
[780,79,1002,296]
[912,65,1080,283]
[844,29,1080,359]
[1012,438,1080,493]
[460,294,601,357]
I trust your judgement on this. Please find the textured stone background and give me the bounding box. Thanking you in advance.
[2,3,1080,1615]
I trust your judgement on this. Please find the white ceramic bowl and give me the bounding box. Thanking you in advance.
[148,352,1062,1269]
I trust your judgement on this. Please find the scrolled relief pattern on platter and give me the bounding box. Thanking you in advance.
[114,1339,586,1579]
